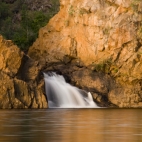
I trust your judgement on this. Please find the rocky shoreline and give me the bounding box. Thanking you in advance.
[0,0,142,108]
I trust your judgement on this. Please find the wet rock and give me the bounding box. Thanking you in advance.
[71,68,110,94]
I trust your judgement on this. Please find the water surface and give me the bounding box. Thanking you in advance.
[0,109,142,142]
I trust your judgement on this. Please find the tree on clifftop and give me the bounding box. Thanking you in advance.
[0,0,59,51]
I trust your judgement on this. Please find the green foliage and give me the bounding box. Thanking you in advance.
[131,0,142,12]
[137,22,142,38]
[30,11,49,32]
[93,59,112,73]
[79,8,89,15]
[132,0,141,5]
[64,19,69,27]
[130,0,142,40]
[0,0,59,51]
[68,5,75,16]
[1,17,13,39]
[92,59,119,75]
[103,27,111,35]
[0,2,11,19]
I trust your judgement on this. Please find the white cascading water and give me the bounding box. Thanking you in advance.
[44,72,99,108]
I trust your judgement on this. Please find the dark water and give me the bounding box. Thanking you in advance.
[0,109,142,142]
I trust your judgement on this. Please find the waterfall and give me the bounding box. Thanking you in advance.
[44,72,99,108]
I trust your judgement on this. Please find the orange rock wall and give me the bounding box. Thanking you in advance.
[29,0,142,83]
[28,0,142,107]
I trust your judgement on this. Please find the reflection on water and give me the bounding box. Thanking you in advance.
[0,109,142,142]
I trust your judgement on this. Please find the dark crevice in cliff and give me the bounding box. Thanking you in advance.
[135,40,142,52]
[7,89,13,109]
[16,54,30,80]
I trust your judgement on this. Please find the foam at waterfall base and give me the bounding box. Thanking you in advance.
[44,72,99,108]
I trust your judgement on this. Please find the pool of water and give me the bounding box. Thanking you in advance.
[0,109,142,142]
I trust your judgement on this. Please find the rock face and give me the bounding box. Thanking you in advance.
[0,36,48,108]
[28,0,142,108]
[1,0,142,108]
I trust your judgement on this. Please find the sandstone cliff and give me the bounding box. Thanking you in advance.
[28,0,142,108]
[0,36,47,108]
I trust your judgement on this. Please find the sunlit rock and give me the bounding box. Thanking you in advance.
[28,0,142,108]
